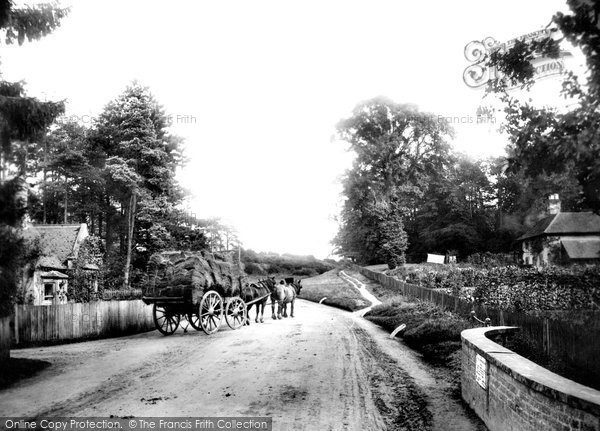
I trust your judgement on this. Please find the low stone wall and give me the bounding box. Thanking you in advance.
[462,326,600,431]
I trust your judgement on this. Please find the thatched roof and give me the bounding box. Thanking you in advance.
[23,224,85,270]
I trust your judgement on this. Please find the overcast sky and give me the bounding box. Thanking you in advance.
[3,0,579,258]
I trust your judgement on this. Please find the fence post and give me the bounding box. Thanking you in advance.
[542,318,550,357]
[13,304,19,346]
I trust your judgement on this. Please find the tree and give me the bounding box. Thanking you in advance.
[0,1,68,318]
[92,82,186,287]
[485,0,600,213]
[407,154,496,259]
[38,121,92,223]
[334,97,453,265]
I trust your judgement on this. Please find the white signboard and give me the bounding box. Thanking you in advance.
[476,354,487,389]
[427,253,445,264]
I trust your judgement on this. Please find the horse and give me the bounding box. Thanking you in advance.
[253,276,282,320]
[274,278,302,319]
[241,278,276,324]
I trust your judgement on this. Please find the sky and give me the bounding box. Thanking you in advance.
[2,0,582,258]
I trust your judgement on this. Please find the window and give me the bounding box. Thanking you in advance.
[44,283,54,300]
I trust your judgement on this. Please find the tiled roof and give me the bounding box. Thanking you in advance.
[561,238,600,260]
[23,224,82,269]
[517,212,600,241]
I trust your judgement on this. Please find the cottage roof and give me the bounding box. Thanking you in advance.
[23,224,84,270]
[561,238,600,260]
[38,256,67,270]
[39,270,69,279]
[517,212,600,241]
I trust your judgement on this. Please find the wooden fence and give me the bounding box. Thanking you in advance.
[0,315,10,361]
[355,265,600,383]
[102,289,143,300]
[10,300,154,347]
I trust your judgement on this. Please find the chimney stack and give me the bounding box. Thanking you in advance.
[548,193,561,215]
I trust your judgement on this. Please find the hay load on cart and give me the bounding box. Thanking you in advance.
[142,250,248,335]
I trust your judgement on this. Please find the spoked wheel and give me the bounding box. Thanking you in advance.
[199,291,223,334]
[153,304,180,335]
[225,297,247,330]
[187,309,202,331]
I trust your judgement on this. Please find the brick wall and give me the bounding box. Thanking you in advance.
[462,327,600,431]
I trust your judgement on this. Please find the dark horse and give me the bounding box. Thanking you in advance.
[274,278,302,319]
[241,278,277,324]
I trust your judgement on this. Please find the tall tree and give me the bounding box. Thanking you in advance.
[407,154,496,259]
[0,1,68,318]
[92,82,185,287]
[486,0,600,212]
[334,97,453,266]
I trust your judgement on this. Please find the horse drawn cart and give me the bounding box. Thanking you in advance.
[142,251,248,335]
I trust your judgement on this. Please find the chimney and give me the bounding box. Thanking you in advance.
[548,194,561,215]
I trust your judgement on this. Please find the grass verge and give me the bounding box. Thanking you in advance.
[365,295,471,398]
[300,269,371,312]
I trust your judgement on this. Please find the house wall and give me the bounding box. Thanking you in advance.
[522,237,553,266]
[522,240,533,265]
[542,236,561,266]
[24,271,68,306]
[462,326,600,431]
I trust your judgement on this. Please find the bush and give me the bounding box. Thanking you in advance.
[293,267,316,277]
[466,252,516,267]
[471,265,600,311]
[244,262,264,275]
[267,264,283,274]
[394,264,600,312]
[365,298,445,333]
[402,316,469,346]
[419,341,463,364]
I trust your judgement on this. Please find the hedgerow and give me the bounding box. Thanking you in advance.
[397,265,600,311]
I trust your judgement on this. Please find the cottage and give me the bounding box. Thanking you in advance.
[518,195,600,267]
[22,223,98,305]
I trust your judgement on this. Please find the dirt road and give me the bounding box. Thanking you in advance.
[0,298,483,430]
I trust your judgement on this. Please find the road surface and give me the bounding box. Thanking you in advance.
[0,297,484,430]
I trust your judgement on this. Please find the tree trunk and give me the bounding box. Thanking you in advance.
[42,142,47,223]
[42,168,47,223]
[123,192,137,289]
[105,194,113,259]
[63,182,68,223]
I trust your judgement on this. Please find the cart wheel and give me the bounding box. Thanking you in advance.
[153,304,180,335]
[199,291,223,334]
[187,309,202,331]
[225,297,247,330]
